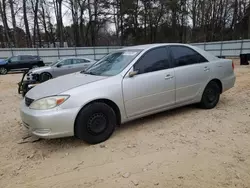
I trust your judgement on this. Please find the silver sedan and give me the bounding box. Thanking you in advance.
[26,57,96,82]
[20,43,236,144]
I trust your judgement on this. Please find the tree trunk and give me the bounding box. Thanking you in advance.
[23,0,32,47]
[31,0,39,47]
[78,0,86,46]
[79,10,85,45]
[120,0,124,46]
[70,0,80,46]
[0,0,10,47]
[58,1,64,47]
[37,20,42,47]
[41,0,49,47]
[53,0,64,47]
[9,0,18,47]
[92,0,98,46]
[86,0,92,46]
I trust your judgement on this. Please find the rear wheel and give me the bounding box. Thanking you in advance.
[0,67,8,75]
[75,102,116,144]
[200,81,220,109]
[39,72,52,82]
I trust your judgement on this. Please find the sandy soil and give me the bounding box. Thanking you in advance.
[0,61,250,188]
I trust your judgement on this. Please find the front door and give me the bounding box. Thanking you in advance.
[169,45,211,104]
[122,47,175,117]
[52,59,73,77]
[7,56,22,70]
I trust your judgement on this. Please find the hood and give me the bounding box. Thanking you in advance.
[0,59,7,65]
[29,66,52,74]
[26,72,107,100]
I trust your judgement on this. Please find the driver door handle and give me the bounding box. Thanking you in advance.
[165,74,174,80]
[204,66,210,71]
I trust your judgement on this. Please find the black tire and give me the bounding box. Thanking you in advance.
[75,102,116,144]
[0,67,8,75]
[39,72,52,82]
[200,81,220,109]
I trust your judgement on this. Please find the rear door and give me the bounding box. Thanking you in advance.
[20,55,33,69]
[7,56,22,69]
[71,58,91,72]
[122,47,175,117]
[169,45,211,105]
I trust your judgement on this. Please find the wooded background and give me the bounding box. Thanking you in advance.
[0,0,250,48]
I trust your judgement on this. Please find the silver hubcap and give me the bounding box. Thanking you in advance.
[0,67,7,74]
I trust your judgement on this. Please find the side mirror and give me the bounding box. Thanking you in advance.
[56,64,62,68]
[129,70,138,77]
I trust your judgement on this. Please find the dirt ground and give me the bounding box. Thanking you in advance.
[0,61,250,188]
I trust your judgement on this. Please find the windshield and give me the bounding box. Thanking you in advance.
[83,50,141,76]
[50,59,61,66]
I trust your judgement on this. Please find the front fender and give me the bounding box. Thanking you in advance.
[60,75,127,122]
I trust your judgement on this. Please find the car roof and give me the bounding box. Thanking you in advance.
[60,57,91,60]
[15,55,38,57]
[122,43,191,51]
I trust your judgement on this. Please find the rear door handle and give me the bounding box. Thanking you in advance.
[165,74,174,80]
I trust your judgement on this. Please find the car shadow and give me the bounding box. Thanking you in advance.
[7,71,25,74]
[116,104,198,133]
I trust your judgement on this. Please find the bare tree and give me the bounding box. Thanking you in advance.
[23,0,32,47]
[78,0,87,45]
[68,0,80,46]
[31,0,41,47]
[9,0,18,47]
[40,0,49,47]
[53,0,64,47]
[0,0,10,46]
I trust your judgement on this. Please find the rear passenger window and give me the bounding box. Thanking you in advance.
[134,47,170,74]
[73,59,87,64]
[21,56,32,60]
[60,59,72,66]
[170,46,208,67]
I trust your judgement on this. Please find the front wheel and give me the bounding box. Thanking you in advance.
[199,81,220,109]
[39,72,52,82]
[0,67,8,75]
[75,102,116,144]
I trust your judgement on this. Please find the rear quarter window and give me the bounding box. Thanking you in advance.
[170,46,208,67]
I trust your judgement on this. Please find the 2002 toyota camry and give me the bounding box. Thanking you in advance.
[20,44,235,144]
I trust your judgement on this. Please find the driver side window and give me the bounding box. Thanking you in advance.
[134,47,170,74]
[9,56,19,62]
[59,59,72,66]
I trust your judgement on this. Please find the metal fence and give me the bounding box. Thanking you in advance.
[0,39,249,64]
[0,46,121,64]
[191,39,250,57]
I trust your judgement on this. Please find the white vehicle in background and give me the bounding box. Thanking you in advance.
[26,57,96,82]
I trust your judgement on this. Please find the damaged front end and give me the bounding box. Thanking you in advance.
[18,71,41,97]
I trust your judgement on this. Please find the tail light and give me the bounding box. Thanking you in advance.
[232,62,235,70]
